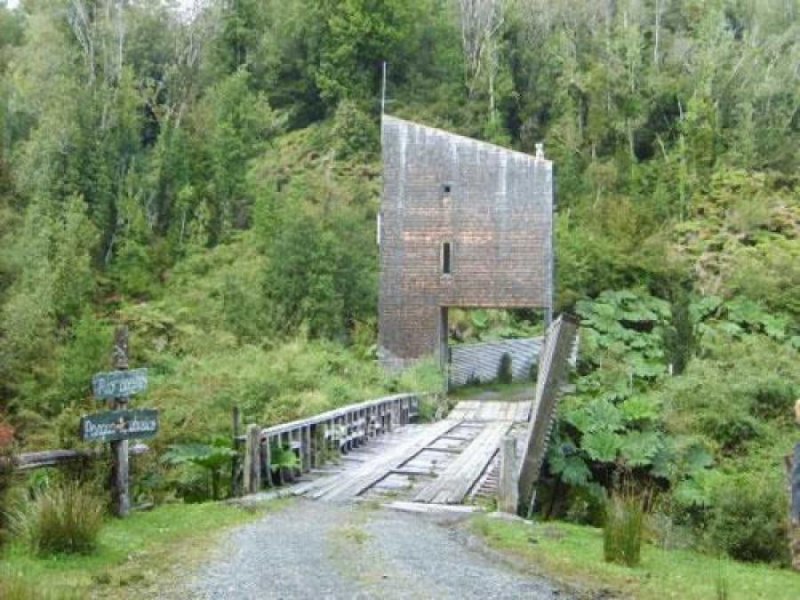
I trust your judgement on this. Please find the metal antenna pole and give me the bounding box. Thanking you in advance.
[381,61,387,117]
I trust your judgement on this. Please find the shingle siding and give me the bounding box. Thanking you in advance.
[379,116,554,366]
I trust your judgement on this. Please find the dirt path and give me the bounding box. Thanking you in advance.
[164,499,565,600]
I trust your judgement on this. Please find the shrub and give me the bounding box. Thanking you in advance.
[529,360,539,382]
[162,439,237,501]
[705,472,789,564]
[497,353,513,384]
[329,100,379,160]
[11,481,104,556]
[603,488,646,567]
[0,424,14,542]
[699,411,763,453]
[749,378,796,419]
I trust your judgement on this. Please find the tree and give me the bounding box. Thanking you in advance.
[312,0,413,107]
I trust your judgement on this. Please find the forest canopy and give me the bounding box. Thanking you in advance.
[0,0,798,565]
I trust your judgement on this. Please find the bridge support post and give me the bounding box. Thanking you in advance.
[498,436,519,514]
[244,424,261,494]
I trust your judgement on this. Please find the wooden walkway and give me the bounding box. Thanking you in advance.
[292,400,529,506]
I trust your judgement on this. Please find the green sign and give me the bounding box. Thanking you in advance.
[92,369,148,399]
[80,409,159,443]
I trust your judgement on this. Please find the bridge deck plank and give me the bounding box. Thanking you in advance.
[290,400,528,505]
[412,421,511,504]
[447,400,528,423]
[307,418,460,501]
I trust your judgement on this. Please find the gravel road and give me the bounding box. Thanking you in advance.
[171,499,565,600]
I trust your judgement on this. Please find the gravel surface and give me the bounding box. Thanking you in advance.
[174,499,566,600]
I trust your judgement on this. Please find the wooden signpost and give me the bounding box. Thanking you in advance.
[81,326,158,517]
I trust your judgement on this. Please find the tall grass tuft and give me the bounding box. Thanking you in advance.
[11,481,104,556]
[603,487,646,567]
[715,556,730,600]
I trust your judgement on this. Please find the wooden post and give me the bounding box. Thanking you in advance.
[498,436,519,514]
[110,327,130,518]
[788,400,800,571]
[231,406,242,497]
[243,424,261,494]
[264,435,273,487]
[302,426,311,471]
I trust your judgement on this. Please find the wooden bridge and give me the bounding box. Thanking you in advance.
[241,316,578,513]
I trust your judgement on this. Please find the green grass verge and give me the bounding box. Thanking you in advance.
[448,381,535,400]
[1,500,284,599]
[471,517,799,600]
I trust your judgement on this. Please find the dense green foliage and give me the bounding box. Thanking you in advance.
[1,499,270,597]
[474,517,800,600]
[0,0,797,569]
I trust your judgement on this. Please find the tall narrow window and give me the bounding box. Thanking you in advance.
[442,242,452,274]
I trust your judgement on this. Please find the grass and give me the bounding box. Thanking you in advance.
[334,524,370,546]
[1,499,284,598]
[471,517,800,600]
[449,381,534,400]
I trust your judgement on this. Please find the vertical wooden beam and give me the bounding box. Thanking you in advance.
[309,425,318,469]
[498,436,519,514]
[264,435,273,487]
[243,424,261,494]
[788,438,800,571]
[346,412,353,451]
[231,406,242,497]
[289,428,299,476]
[110,326,130,518]
[302,426,311,472]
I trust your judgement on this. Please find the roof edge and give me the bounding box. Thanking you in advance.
[382,114,552,166]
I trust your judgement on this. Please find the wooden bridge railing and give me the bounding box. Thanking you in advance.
[0,444,150,473]
[241,393,429,494]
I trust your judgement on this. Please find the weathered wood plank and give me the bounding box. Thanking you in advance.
[517,315,579,515]
[413,421,511,504]
[382,501,483,514]
[447,401,529,423]
[257,393,426,438]
[312,418,459,501]
[498,436,518,513]
[243,424,261,494]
